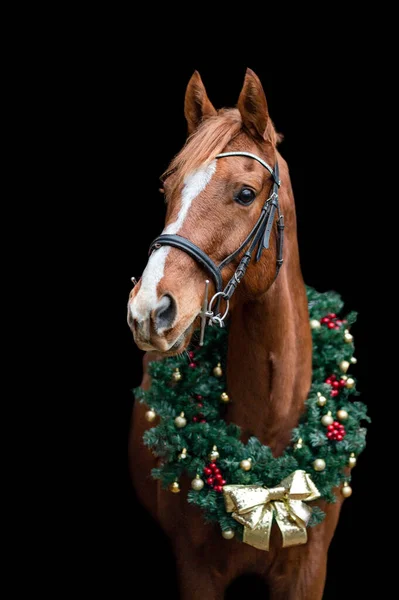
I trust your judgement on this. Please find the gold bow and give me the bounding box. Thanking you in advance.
[223,470,320,551]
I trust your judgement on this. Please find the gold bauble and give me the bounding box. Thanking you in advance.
[172,368,182,382]
[321,411,333,426]
[145,409,156,422]
[240,459,252,471]
[310,319,321,329]
[317,395,327,407]
[169,481,180,493]
[342,483,352,498]
[337,409,348,421]
[213,363,223,377]
[208,445,220,461]
[313,458,326,471]
[294,437,303,450]
[191,475,205,491]
[220,392,230,403]
[339,360,350,373]
[344,332,354,343]
[178,448,187,460]
[341,374,348,381]
[348,453,357,468]
[221,529,235,540]
[350,356,357,364]
[345,378,355,389]
[174,412,187,428]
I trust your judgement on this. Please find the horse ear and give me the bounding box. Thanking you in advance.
[184,71,217,135]
[237,68,269,141]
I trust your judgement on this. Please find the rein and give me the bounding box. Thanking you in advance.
[148,152,284,343]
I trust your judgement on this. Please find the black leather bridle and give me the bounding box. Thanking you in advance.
[148,151,284,343]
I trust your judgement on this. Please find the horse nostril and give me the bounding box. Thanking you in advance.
[154,294,177,331]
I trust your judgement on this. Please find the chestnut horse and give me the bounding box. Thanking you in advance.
[128,69,344,599]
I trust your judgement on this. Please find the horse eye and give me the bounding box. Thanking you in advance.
[235,188,256,205]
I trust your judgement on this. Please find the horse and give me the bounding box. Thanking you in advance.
[127,68,344,599]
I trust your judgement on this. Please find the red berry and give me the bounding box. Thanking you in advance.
[331,390,339,397]
[200,419,206,423]
[333,421,339,427]
[215,473,223,482]
[339,379,346,388]
[213,468,220,474]
[327,322,335,329]
[221,480,226,486]
[328,313,336,319]
[204,467,212,476]
[330,375,337,381]
[189,362,196,368]
[209,463,217,469]
[336,434,343,441]
[197,403,203,408]
[192,416,198,422]
[214,485,222,492]
[332,381,340,389]
[206,477,214,485]
[326,378,332,385]
[196,395,202,400]
[327,432,334,439]
[335,320,342,326]
[188,351,195,359]
[327,424,334,431]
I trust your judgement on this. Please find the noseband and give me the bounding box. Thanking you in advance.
[148,152,284,343]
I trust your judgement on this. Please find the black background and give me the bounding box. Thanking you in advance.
[80,54,380,598]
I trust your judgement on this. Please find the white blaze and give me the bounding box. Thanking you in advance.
[130,161,217,321]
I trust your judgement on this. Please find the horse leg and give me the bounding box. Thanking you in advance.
[173,538,227,600]
[267,500,342,600]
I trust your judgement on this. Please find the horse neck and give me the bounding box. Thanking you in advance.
[226,161,312,456]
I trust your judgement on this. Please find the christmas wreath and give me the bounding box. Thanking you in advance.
[135,287,369,549]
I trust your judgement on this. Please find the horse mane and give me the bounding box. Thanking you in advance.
[162,108,282,188]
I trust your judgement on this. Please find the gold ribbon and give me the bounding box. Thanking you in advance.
[223,470,320,551]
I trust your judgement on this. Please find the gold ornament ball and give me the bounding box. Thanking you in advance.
[317,395,327,407]
[310,319,321,329]
[172,368,182,382]
[339,360,350,373]
[345,378,355,389]
[313,458,326,472]
[213,363,223,377]
[169,481,180,493]
[342,483,352,498]
[337,409,348,421]
[344,332,354,343]
[294,437,303,450]
[220,392,230,403]
[174,412,187,428]
[208,445,220,461]
[321,412,334,426]
[348,453,357,468]
[145,409,156,422]
[240,459,252,471]
[178,448,187,460]
[341,374,348,381]
[191,475,205,491]
[350,356,357,364]
[222,529,235,540]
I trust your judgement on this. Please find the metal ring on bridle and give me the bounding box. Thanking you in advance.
[208,292,230,322]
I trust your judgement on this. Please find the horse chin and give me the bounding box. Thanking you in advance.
[162,321,196,357]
